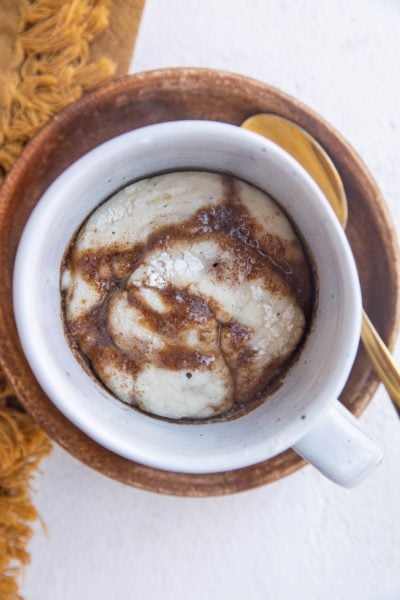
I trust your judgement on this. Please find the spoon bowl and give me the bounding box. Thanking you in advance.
[242,114,348,225]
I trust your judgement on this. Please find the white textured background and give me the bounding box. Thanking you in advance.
[22,1,400,599]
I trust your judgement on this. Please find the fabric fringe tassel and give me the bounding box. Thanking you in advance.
[0,0,116,597]
[0,0,116,182]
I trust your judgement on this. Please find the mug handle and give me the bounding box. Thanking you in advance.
[292,401,384,487]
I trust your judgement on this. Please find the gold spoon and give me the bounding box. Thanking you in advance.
[242,113,400,415]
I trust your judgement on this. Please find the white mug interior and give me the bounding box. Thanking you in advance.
[13,121,362,474]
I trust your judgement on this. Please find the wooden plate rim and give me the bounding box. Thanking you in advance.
[0,68,399,496]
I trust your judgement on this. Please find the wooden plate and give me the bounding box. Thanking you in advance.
[0,69,399,496]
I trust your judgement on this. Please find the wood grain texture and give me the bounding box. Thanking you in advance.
[0,69,398,496]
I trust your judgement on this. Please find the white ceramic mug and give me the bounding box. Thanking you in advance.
[13,120,383,487]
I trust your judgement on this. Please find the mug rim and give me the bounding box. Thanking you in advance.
[13,120,362,473]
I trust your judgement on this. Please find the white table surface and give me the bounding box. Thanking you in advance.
[22,1,400,598]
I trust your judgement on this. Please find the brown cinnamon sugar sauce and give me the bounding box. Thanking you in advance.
[62,173,314,421]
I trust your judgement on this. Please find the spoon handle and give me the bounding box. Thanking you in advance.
[361,310,400,416]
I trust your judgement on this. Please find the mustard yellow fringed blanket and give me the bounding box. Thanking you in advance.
[0,1,144,597]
